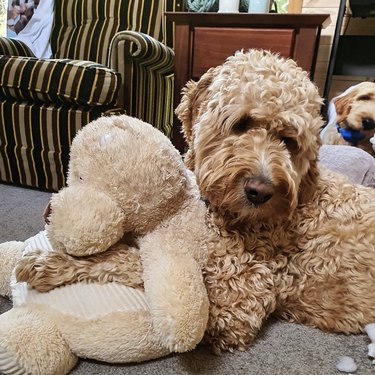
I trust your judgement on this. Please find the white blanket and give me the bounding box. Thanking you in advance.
[319,144,375,188]
[15,0,54,58]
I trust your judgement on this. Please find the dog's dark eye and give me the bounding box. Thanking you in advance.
[281,137,298,152]
[358,95,371,101]
[233,117,252,134]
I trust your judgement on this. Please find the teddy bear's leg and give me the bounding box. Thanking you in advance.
[0,306,78,375]
[0,241,25,298]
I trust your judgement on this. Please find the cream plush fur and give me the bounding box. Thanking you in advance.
[0,115,210,375]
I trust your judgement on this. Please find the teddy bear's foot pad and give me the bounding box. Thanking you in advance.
[0,345,27,375]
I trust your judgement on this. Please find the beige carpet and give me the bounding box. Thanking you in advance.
[0,182,373,374]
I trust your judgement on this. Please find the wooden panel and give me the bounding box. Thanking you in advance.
[192,28,295,78]
[347,18,375,35]
[293,27,318,73]
[316,43,332,61]
[329,76,370,99]
[172,24,191,152]
[315,60,329,74]
[319,33,334,48]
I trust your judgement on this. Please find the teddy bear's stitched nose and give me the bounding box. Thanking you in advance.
[244,177,274,205]
[362,118,375,130]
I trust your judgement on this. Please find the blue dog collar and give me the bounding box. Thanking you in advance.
[336,123,365,144]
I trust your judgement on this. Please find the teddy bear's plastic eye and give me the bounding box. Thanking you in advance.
[100,132,113,148]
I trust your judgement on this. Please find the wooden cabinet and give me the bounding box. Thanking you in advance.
[165,12,330,152]
[192,27,295,78]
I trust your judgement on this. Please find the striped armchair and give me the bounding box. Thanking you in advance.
[0,0,178,191]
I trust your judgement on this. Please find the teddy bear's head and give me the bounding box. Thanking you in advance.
[47,115,192,256]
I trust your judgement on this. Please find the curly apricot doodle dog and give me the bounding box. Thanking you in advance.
[322,81,375,156]
[176,49,375,353]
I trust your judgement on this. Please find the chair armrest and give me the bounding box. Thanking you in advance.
[108,31,175,138]
[0,37,35,57]
[0,56,121,107]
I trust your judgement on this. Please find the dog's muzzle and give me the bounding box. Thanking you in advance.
[244,177,274,206]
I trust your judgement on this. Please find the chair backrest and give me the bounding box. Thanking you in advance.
[51,0,176,65]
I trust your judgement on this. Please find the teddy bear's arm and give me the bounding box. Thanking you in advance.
[139,229,209,353]
[15,243,144,292]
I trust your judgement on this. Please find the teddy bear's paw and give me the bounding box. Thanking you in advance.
[0,241,26,297]
[0,345,27,375]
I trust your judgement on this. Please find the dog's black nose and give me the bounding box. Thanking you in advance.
[244,178,274,205]
[362,118,375,130]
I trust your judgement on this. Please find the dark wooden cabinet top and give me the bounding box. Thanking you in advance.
[165,12,331,29]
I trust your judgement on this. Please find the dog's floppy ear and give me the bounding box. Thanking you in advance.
[175,68,215,144]
[333,90,356,123]
[175,68,215,170]
[175,80,199,147]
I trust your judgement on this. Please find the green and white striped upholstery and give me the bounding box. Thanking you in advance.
[0,37,34,57]
[0,56,121,106]
[0,102,118,191]
[0,0,177,191]
[51,0,165,63]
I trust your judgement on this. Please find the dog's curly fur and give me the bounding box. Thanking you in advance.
[175,49,375,353]
[323,81,375,156]
[16,239,143,292]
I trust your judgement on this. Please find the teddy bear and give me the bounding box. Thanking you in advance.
[0,114,211,375]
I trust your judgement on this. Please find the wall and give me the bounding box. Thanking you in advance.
[0,0,5,36]
[301,0,375,99]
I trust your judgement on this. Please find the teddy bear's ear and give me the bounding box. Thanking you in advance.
[175,67,216,171]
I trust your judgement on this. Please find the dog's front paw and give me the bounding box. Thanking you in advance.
[15,250,61,292]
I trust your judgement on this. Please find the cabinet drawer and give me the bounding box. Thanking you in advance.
[192,27,295,78]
